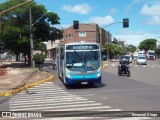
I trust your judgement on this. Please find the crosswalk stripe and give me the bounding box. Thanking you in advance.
[53,106,122,111]
[50,106,113,111]
[10,97,87,104]
[11,103,102,111]
[10,99,90,106]
[10,101,96,108]
[12,91,71,96]
[36,86,60,89]
[10,92,83,99]
[13,91,71,96]
[32,86,63,90]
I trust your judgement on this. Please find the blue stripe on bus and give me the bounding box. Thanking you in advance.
[65,76,101,85]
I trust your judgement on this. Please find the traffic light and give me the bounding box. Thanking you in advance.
[73,20,79,29]
[123,18,129,28]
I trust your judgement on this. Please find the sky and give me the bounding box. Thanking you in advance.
[1,0,160,46]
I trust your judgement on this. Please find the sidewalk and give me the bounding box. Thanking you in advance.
[0,61,53,96]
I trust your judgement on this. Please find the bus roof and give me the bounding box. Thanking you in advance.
[65,41,99,45]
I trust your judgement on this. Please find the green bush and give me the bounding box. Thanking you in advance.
[33,53,45,65]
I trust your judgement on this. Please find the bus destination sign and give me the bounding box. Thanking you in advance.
[66,45,99,50]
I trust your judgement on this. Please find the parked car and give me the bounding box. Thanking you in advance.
[136,56,147,65]
[147,55,155,60]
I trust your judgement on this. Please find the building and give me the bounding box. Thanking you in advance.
[46,24,119,59]
[59,24,100,45]
[100,28,118,48]
[46,40,60,59]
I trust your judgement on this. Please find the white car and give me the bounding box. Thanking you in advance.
[136,56,147,65]
[124,55,132,63]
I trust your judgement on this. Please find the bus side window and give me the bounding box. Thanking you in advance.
[60,47,64,60]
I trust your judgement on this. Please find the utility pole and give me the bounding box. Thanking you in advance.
[99,28,102,50]
[29,10,50,68]
[0,14,2,32]
[29,5,35,68]
[107,31,110,61]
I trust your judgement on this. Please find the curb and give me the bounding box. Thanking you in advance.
[0,72,54,97]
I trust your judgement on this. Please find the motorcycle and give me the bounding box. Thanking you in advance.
[51,60,56,69]
[118,56,130,77]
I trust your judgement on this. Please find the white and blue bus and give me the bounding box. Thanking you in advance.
[56,42,102,85]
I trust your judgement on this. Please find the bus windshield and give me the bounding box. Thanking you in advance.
[66,51,100,71]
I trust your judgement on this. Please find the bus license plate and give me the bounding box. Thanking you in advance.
[81,82,88,85]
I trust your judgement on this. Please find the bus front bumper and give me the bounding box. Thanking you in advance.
[65,76,101,85]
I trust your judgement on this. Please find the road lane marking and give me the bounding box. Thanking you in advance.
[9,100,95,107]
[10,99,90,105]
[10,97,87,103]
[10,101,96,108]
[10,103,102,111]
[11,106,113,111]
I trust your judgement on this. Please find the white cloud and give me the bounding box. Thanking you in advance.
[140,4,160,16]
[53,24,71,29]
[116,30,146,35]
[88,15,114,26]
[114,30,158,46]
[126,0,141,13]
[62,4,91,15]
[146,16,160,25]
[108,8,117,14]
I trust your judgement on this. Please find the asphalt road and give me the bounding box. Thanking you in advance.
[48,60,160,111]
[0,59,160,119]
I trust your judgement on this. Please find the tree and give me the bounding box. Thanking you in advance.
[35,42,47,53]
[0,0,63,65]
[126,45,137,53]
[103,43,123,59]
[138,39,157,51]
[155,48,160,59]
[33,53,45,70]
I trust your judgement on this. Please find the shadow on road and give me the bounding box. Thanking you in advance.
[65,83,106,89]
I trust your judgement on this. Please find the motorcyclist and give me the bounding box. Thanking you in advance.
[51,58,56,69]
[118,56,130,77]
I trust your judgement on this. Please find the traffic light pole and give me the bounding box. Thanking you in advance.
[102,19,129,60]
[103,22,122,29]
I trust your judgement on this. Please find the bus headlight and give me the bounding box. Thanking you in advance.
[96,69,101,78]
[65,69,72,79]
